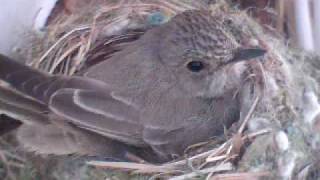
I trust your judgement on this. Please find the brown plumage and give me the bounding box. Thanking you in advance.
[0,10,265,162]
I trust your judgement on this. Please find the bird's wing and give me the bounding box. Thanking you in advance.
[0,54,144,146]
[49,88,145,146]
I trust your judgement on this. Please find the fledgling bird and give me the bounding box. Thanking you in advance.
[0,10,266,162]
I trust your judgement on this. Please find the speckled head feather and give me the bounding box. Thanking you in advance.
[158,10,239,68]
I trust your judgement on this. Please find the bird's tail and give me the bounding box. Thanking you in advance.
[0,54,109,104]
[0,54,52,135]
[0,54,52,102]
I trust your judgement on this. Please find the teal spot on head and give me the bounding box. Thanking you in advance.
[147,12,168,26]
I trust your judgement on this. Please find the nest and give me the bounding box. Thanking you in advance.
[4,0,320,179]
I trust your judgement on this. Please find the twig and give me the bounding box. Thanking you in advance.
[169,163,233,180]
[206,155,228,163]
[99,3,177,15]
[0,150,17,180]
[87,161,176,174]
[31,26,90,68]
[167,139,232,167]
[206,141,229,160]
[209,171,270,180]
[49,42,82,73]
[243,128,272,140]
[238,95,261,134]
[69,19,97,75]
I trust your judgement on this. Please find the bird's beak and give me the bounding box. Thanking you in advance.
[231,48,267,63]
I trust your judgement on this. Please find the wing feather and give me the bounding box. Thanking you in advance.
[50,89,145,146]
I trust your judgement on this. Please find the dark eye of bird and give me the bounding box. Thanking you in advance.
[186,61,204,72]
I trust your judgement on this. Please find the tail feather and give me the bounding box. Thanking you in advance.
[0,54,48,87]
[0,54,52,101]
[0,86,47,112]
[0,54,110,104]
[0,98,49,126]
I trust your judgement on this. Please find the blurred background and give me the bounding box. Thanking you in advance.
[236,0,319,52]
[0,0,58,56]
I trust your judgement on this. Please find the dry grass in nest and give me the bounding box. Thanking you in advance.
[0,136,27,180]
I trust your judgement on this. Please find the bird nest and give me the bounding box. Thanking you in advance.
[6,0,320,179]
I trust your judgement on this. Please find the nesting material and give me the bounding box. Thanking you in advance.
[8,0,320,179]
[28,0,207,75]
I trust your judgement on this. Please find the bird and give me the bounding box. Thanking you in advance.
[0,10,266,162]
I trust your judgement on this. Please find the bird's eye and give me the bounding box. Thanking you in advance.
[186,61,204,72]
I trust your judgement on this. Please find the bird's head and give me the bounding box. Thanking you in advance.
[157,10,266,98]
